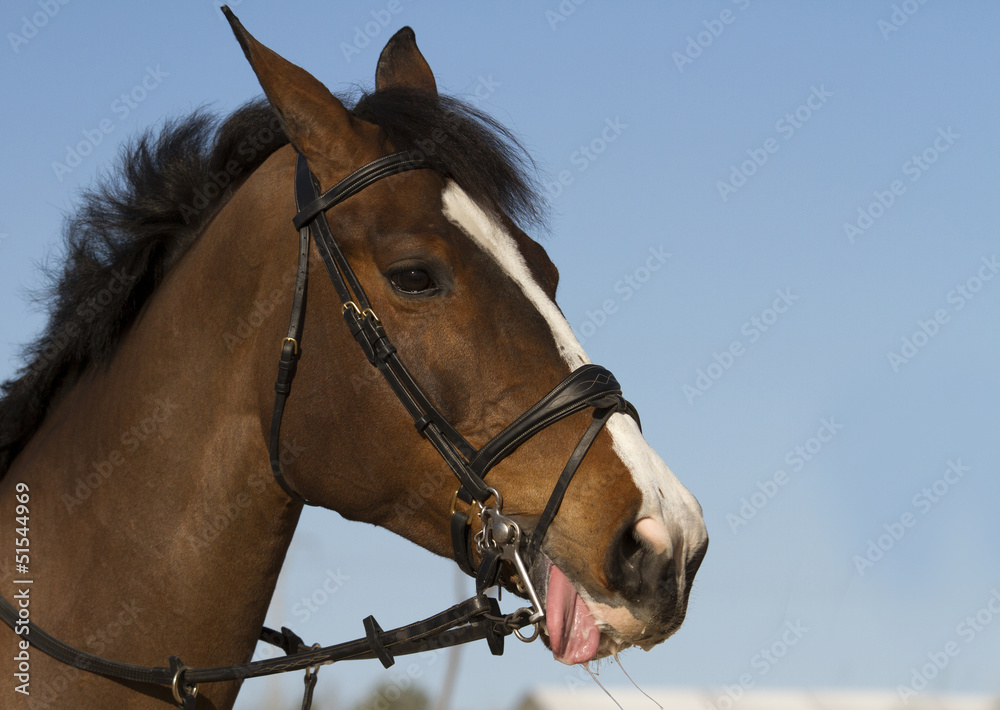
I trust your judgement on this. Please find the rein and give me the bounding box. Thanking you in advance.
[0,150,639,708]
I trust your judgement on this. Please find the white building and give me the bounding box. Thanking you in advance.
[514,687,1000,710]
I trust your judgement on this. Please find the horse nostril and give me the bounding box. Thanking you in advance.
[620,528,643,561]
[607,517,683,611]
[607,523,647,602]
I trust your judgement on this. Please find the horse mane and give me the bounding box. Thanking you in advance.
[0,89,545,477]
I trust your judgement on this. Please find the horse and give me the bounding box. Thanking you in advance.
[0,9,707,708]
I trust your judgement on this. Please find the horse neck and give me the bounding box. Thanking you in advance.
[3,151,303,694]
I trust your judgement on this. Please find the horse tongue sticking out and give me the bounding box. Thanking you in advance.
[545,563,601,664]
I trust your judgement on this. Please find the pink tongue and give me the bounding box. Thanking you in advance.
[545,563,600,664]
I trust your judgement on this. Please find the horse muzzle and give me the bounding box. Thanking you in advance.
[530,514,709,665]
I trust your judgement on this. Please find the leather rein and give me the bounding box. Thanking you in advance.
[0,150,639,708]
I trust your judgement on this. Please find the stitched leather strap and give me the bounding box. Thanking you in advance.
[0,593,517,688]
[470,364,634,479]
[269,218,312,505]
[293,152,428,231]
[526,405,619,562]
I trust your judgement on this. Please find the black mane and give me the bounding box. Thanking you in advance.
[0,89,545,476]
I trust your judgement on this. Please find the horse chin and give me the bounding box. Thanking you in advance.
[528,557,660,666]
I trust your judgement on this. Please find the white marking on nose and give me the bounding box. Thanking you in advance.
[441,182,707,561]
[607,413,707,557]
[635,516,672,556]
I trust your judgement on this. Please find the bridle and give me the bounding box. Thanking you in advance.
[0,149,640,708]
[278,148,640,604]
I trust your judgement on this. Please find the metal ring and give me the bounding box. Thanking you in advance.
[483,486,503,511]
[304,643,322,679]
[514,621,541,643]
[171,665,198,706]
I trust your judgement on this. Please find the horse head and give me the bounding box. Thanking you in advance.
[223,12,708,665]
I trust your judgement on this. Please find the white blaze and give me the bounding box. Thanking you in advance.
[441,181,706,557]
[441,182,588,369]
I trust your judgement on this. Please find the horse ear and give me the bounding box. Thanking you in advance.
[222,6,352,155]
[375,27,438,95]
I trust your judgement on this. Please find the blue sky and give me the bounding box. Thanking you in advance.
[1,1,998,708]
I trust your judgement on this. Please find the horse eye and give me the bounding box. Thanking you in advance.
[391,268,435,294]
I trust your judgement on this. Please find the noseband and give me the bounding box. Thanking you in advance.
[274,150,640,622]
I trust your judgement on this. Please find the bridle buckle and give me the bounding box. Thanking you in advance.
[449,488,483,520]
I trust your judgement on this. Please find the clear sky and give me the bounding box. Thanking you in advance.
[1,2,998,709]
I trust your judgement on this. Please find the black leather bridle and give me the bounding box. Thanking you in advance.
[0,150,641,709]
[274,149,640,610]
